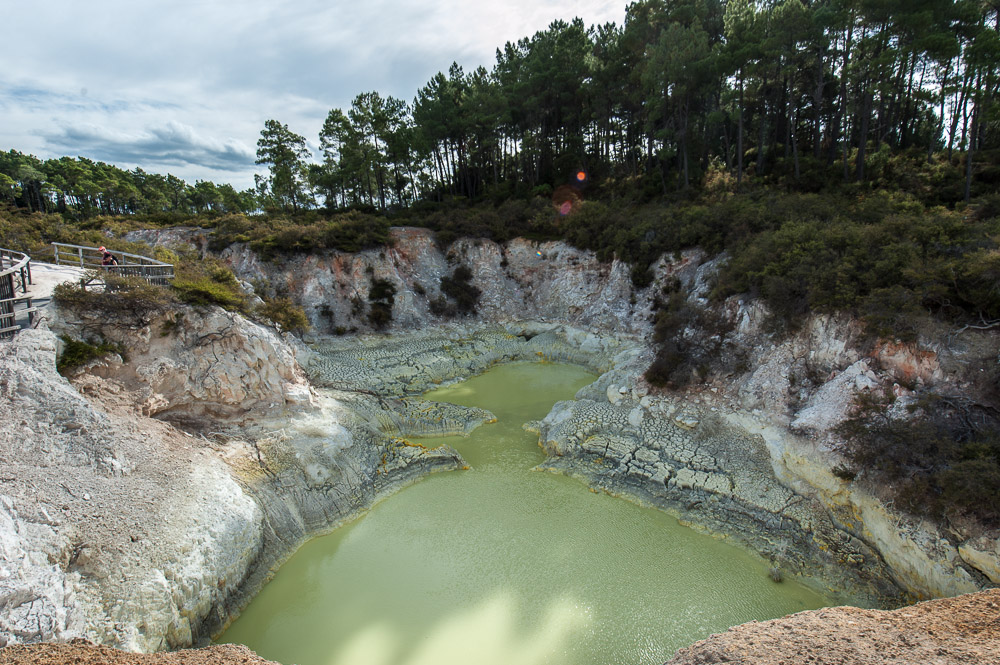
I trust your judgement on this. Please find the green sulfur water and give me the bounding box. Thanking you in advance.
[220,362,834,665]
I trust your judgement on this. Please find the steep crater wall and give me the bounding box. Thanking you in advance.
[21,225,992,651]
[203,227,997,604]
[1,307,468,651]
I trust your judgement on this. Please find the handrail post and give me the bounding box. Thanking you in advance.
[78,247,83,268]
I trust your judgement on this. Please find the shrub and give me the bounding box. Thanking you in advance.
[835,392,1000,526]
[860,286,924,342]
[208,210,391,258]
[367,303,393,329]
[349,295,365,318]
[170,258,246,310]
[428,295,452,316]
[644,292,735,389]
[53,274,178,328]
[56,335,126,375]
[366,276,396,329]
[255,297,310,335]
[438,264,481,315]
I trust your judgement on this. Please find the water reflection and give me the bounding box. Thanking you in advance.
[327,593,591,665]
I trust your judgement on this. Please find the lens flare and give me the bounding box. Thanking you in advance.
[536,250,543,258]
[576,171,587,182]
[559,201,573,216]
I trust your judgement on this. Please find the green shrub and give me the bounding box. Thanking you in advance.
[428,295,451,316]
[170,259,246,310]
[835,392,1000,526]
[860,286,924,342]
[644,292,735,389]
[438,264,481,315]
[255,297,310,334]
[209,210,391,258]
[56,335,126,375]
[712,194,1000,330]
[53,274,178,328]
[366,276,397,329]
[367,303,393,329]
[172,276,245,309]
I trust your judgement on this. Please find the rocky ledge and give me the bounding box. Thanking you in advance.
[0,641,280,664]
[0,310,466,651]
[665,587,1000,664]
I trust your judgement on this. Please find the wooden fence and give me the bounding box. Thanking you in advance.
[0,248,35,338]
[51,242,175,286]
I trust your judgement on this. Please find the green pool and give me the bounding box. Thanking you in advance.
[220,362,833,665]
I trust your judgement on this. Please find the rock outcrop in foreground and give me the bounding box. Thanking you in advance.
[0,641,279,664]
[665,588,1000,664]
[0,313,463,651]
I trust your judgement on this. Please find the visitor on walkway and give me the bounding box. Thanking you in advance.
[99,247,118,268]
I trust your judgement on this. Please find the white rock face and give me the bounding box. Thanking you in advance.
[48,306,313,425]
[1,312,461,651]
[0,494,81,646]
[791,361,879,433]
[219,228,663,337]
[0,327,269,650]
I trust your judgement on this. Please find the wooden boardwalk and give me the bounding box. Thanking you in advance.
[1,243,174,338]
[0,248,36,338]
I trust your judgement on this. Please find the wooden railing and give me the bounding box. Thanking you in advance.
[0,248,35,338]
[51,242,175,286]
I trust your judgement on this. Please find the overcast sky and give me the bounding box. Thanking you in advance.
[3,1,625,190]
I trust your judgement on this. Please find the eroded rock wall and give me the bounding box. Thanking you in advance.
[1,305,465,651]
[218,227,664,336]
[723,309,995,600]
[115,228,998,614]
[0,328,263,651]
[47,305,311,427]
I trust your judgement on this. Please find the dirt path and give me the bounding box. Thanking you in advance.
[0,642,278,665]
[666,588,1000,664]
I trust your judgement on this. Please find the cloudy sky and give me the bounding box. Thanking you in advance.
[3,1,625,190]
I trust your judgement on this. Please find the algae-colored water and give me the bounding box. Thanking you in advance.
[220,362,833,665]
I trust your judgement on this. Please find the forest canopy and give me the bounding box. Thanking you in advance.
[2,0,998,217]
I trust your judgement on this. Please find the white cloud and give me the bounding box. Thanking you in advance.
[4,0,625,189]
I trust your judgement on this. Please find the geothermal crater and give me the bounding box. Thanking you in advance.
[2,229,997,663]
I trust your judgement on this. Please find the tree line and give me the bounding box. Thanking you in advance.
[257,0,1000,211]
[4,0,998,219]
[0,151,259,218]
